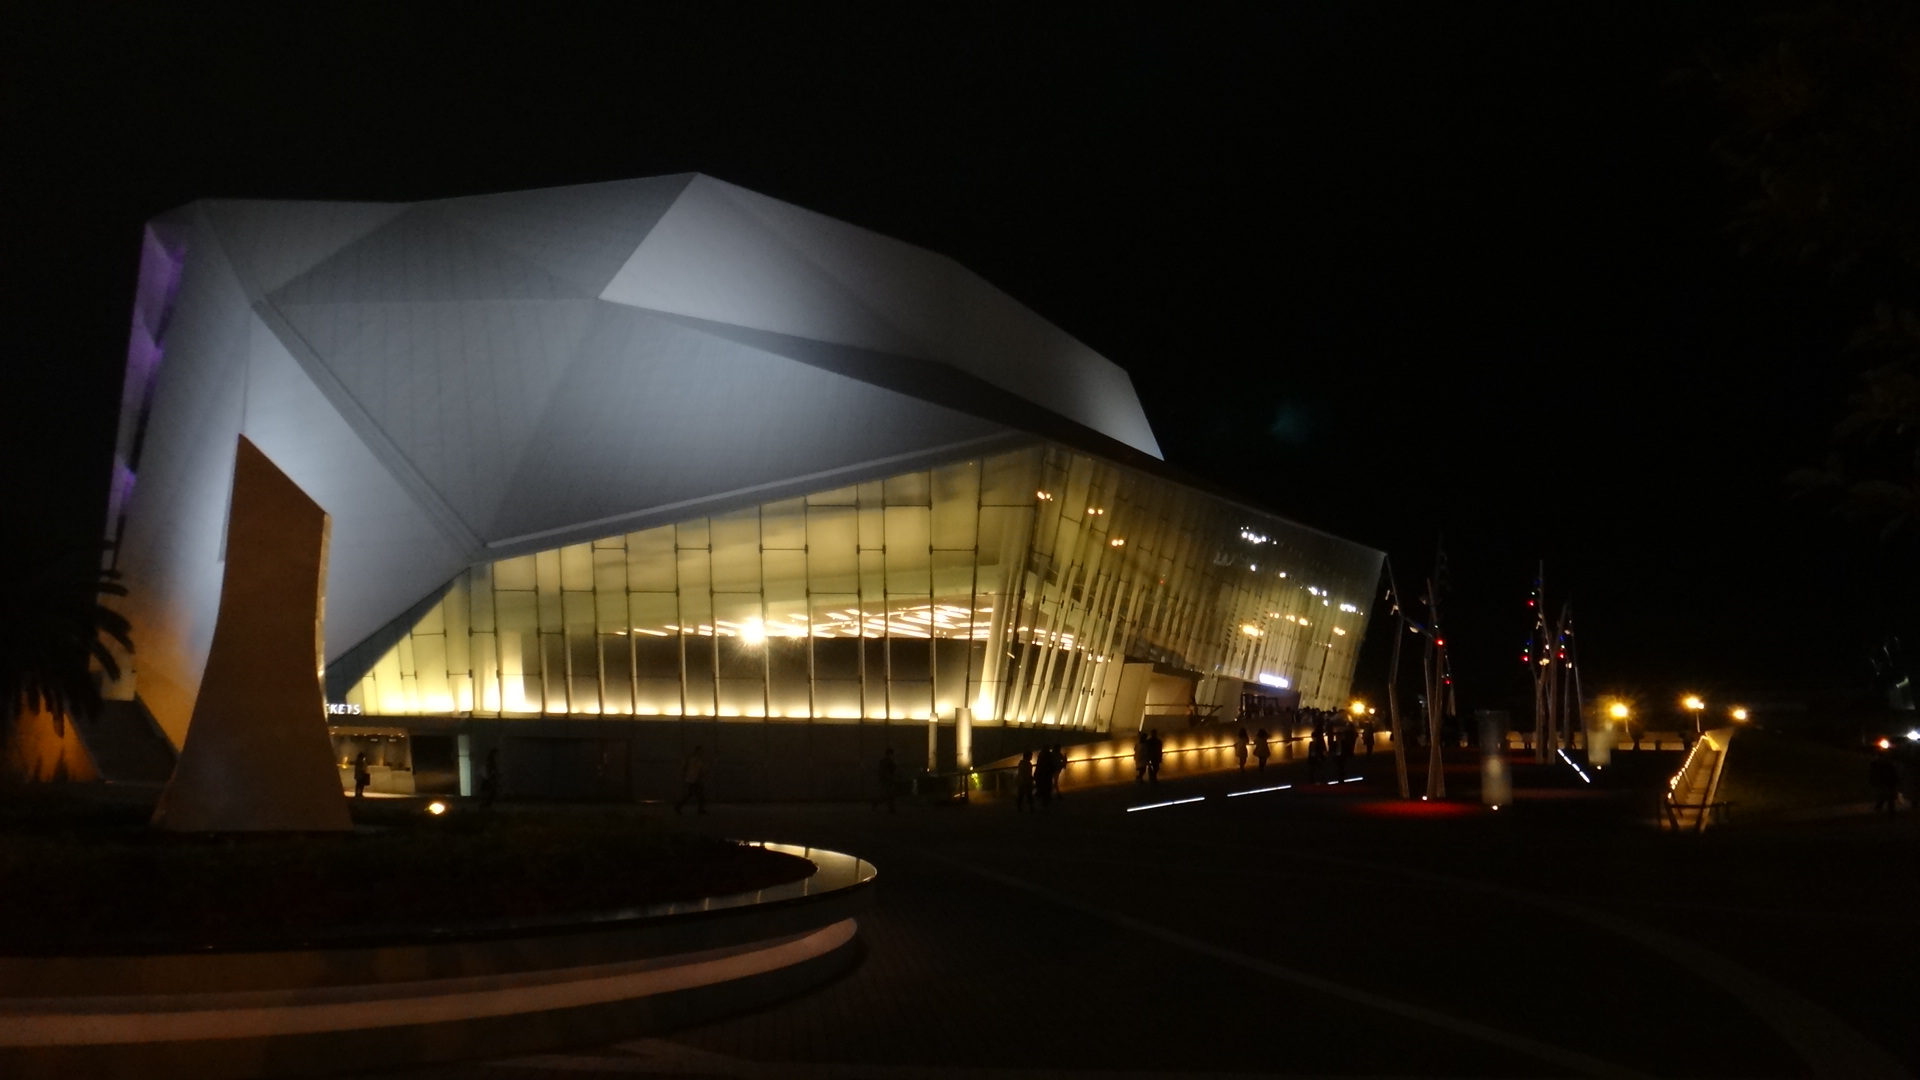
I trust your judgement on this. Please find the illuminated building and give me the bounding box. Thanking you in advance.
[105,175,1381,797]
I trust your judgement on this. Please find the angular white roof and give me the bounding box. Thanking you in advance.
[110,175,1164,743]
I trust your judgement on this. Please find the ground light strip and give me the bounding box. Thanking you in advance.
[1125,796,1205,812]
[1557,748,1592,784]
[1226,784,1292,797]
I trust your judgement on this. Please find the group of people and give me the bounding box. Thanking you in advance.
[1133,729,1166,783]
[1232,708,1373,783]
[1868,742,1920,817]
[1013,744,1074,809]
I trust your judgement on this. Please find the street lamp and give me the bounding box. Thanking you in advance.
[1608,701,1629,722]
[1683,695,1704,734]
[1349,700,1367,717]
[1731,707,1749,722]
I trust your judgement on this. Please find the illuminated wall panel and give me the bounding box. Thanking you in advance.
[342,444,1381,725]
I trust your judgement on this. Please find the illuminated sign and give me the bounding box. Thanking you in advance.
[326,702,363,716]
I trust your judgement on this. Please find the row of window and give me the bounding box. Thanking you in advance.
[341,444,1382,724]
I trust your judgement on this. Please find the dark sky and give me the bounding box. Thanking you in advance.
[1,4,1881,719]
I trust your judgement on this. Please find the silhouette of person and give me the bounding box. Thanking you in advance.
[1134,731,1149,782]
[479,747,499,809]
[1146,729,1164,782]
[873,747,898,813]
[1253,727,1270,772]
[1050,743,1067,800]
[1308,724,1327,783]
[1235,726,1250,770]
[675,745,708,815]
[1334,718,1355,781]
[1870,752,1900,816]
[353,751,371,799]
[1015,750,1036,811]
[1361,720,1376,755]
[1036,746,1057,806]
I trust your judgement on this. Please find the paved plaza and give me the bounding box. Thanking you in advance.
[378,748,1919,1079]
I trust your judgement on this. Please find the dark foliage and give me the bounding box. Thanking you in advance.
[0,542,133,732]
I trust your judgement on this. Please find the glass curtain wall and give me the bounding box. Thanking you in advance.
[342,443,1381,725]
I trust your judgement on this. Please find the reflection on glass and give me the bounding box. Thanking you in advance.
[343,444,1379,726]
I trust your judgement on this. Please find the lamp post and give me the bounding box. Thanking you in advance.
[1683,695,1704,735]
[1731,707,1749,722]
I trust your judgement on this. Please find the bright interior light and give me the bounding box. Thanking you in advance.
[739,619,766,646]
[426,800,447,816]
[1257,673,1288,688]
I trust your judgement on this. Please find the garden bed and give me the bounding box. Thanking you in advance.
[0,791,815,954]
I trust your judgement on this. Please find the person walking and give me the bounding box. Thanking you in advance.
[1050,743,1067,800]
[1307,724,1326,783]
[1870,751,1900,816]
[1146,729,1164,782]
[1036,745,1057,807]
[1253,727,1270,772]
[1235,726,1250,771]
[873,747,898,813]
[479,748,499,809]
[1134,731,1149,782]
[675,745,708,815]
[353,751,371,799]
[1360,719,1376,756]
[1015,750,1036,811]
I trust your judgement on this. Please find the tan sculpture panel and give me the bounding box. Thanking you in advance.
[153,437,353,832]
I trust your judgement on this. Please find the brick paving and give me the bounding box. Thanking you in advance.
[373,746,1920,1079]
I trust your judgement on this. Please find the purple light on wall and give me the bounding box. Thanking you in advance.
[106,225,187,547]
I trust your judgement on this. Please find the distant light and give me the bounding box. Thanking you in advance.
[426,800,447,816]
[1110,537,1125,547]
[1333,627,1347,636]
[1731,707,1749,722]
[1608,702,1630,720]
[1683,695,1704,711]
[1339,602,1359,613]
[1035,490,1054,501]
[1908,729,1920,741]
[739,619,766,646]
[1349,700,1366,715]
[1491,804,1500,810]
[1241,623,1264,637]
[1878,737,1893,750]
[1249,564,1257,572]
[1257,673,1289,688]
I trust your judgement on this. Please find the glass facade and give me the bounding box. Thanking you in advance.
[340,444,1381,727]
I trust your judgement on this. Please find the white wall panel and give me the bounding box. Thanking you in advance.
[240,314,471,663]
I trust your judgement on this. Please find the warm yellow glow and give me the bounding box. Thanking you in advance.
[739,618,766,646]
[1240,623,1264,637]
[1332,627,1346,636]
[426,801,447,816]
[1349,700,1366,715]
[1110,537,1125,547]
[1683,695,1704,711]
[1608,702,1630,721]
[1731,707,1749,722]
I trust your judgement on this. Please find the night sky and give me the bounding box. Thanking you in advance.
[1,4,1882,722]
